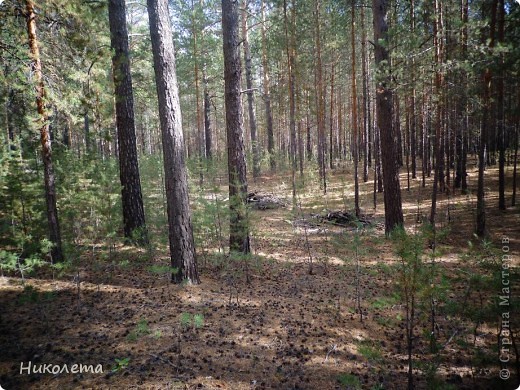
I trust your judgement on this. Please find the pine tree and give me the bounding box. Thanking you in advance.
[222,0,251,254]
[372,0,404,234]
[147,0,200,284]
[108,0,148,245]
[241,0,261,180]
[25,0,64,262]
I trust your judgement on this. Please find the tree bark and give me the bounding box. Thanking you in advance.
[203,65,213,159]
[147,0,199,284]
[108,0,148,245]
[284,0,298,203]
[242,0,261,180]
[315,0,327,193]
[351,0,360,217]
[6,88,24,150]
[429,0,444,228]
[361,3,370,182]
[190,0,204,182]
[512,127,518,207]
[25,0,64,262]
[261,0,275,171]
[329,61,335,170]
[477,0,498,237]
[497,0,505,210]
[460,0,469,194]
[222,0,251,254]
[306,95,312,160]
[372,0,404,234]
[410,0,416,179]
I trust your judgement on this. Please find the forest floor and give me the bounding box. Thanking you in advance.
[1,162,519,390]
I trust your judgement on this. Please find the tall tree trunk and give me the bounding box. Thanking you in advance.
[477,0,498,237]
[222,0,251,254]
[497,0,505,210]
[6,89,19,149]
[455,0,468,193]
[306,95,312,160]
[429,0,444,228]
[242,0,260,180]
[477,73,490,237]
[315,0,326,193]
[361,3,370,182]
[298,119,304,176]
[191,0,204,183]
[405,103,411,191]
[147,0,199,284]
[421,90,428,187]
[460,0,469,194]
[329,61,335,170]
[283,0,297,203]
[410,0,417,179]
[372,0,404,234]
[261,0,275,171]
[373,118,382,209]
[395,95,403,168]
[25,0,63,262]
[203,65,213,159]
[351,0,360,217]
[63,116,71,148]
[108,0,148,245]
[338,89,344,161]
[375,102,383,193]
[84,113,90,153]
[512,127,518,207]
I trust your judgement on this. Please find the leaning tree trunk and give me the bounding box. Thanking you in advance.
[147,0,199,284]
[372,0,404,234]
[25,0,63,262]
[108,0,147,245]
[222,0,251,254]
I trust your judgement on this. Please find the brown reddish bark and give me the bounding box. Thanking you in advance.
[147,0,199,283]
[222,0,251,253]
[372,0,404,234]
[25,0,63,262]
[108,0,148,245]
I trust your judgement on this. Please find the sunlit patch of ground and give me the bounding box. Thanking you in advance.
[0,162,518,389]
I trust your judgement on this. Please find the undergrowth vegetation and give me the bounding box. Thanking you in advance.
[0,149,518,389]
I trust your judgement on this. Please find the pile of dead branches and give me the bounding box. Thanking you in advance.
[317,210,372,227]
[291,210,373,232]
[247,192,289,210]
